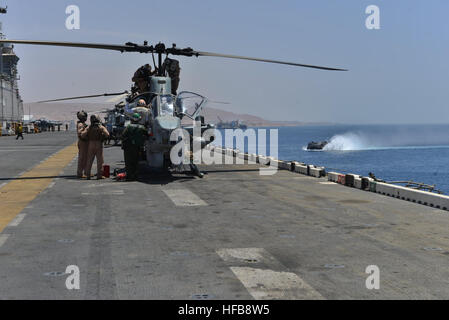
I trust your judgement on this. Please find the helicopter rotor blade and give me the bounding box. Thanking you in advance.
[0,39,347,71]
[70,109,110,114]
[208,100,230,104]
[106,93,129,104]
[36,91,129,103]
[194,51,347,71]
[0,40,153,53]
[180,96,230,105]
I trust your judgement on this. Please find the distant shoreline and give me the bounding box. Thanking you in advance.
[23,102,334,127]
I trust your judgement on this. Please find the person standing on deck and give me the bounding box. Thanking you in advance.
[16,123,24,140]
[83,115,109,180]
[121,113,147,181]
[76,111,89,178]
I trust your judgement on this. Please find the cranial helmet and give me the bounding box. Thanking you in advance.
[131,113,142,122]
[90,114,100,124]
[77,110,88,122]
[138,64,151,78]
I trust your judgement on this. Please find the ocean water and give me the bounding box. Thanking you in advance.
[214,124,449,194]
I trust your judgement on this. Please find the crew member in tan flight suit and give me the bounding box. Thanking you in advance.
[76,111,89,178]
[161,58,181,95]
[132,64,154,94]
[82,115,110,180]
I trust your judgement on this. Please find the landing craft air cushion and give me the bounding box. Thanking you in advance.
[0,39,347,177]
[307,141,329,150]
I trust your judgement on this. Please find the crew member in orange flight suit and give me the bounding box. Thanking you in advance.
[76,111,89,178]
[82,115,109,180]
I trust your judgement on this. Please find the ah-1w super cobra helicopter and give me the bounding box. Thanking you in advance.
[0,39,347,177]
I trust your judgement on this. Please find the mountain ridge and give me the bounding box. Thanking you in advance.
[24,102,331,127]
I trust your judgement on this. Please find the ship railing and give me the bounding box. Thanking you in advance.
[387,181,443,195]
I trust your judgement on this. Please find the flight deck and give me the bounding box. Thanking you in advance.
[1,132,449,299]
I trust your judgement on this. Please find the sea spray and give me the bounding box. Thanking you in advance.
[322,126,449,151]
[323,132,371,150]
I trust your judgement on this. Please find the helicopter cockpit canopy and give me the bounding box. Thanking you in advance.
[156,95,175,117]
[151,94,179,130]
[175,91,208,120]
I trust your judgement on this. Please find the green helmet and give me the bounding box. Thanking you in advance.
[131,113,142,122]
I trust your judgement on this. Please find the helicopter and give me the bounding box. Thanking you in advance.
[68,101,128,145]
[100,101,127,146]
[0,39,347,177]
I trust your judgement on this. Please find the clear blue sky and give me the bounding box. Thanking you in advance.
[2,0,449,124]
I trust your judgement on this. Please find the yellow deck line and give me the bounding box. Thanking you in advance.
[0,142,78,232]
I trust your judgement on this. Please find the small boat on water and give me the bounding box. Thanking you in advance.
[306,141,328,150]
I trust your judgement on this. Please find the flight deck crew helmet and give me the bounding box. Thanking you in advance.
[90,114,100,124]
[77,110,88,122]
[132,64,152,82]
[131,113,142,123]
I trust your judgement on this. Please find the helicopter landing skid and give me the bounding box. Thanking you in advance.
[170,164,203,178]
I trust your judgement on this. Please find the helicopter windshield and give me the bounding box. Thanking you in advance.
[159,95,174,116]
[175,91,207,119]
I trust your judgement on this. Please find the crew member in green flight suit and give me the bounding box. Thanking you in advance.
[121,113,147,181]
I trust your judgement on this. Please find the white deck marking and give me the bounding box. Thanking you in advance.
[48,182,56,189]
[0,182,6,189]
[230,267,324,300]
[82,190,124,196]
[88,183,118,188]
[319,182,337,185]
[217,248,269,263]
[0,234,10,248]
[162,189,207,206]
[7,214,26,227]
[217,248,324,300]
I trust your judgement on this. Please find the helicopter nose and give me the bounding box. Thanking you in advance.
[155,115,180,130]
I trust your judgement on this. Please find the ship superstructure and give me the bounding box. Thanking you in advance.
[216,116,247,129]
[0,3,23,134]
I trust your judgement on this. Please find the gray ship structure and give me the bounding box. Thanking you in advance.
[0,5,23,135]
[216,116,247,129]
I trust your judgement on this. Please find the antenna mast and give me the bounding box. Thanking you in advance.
[0,2,6,75]
[0,2,5,123]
